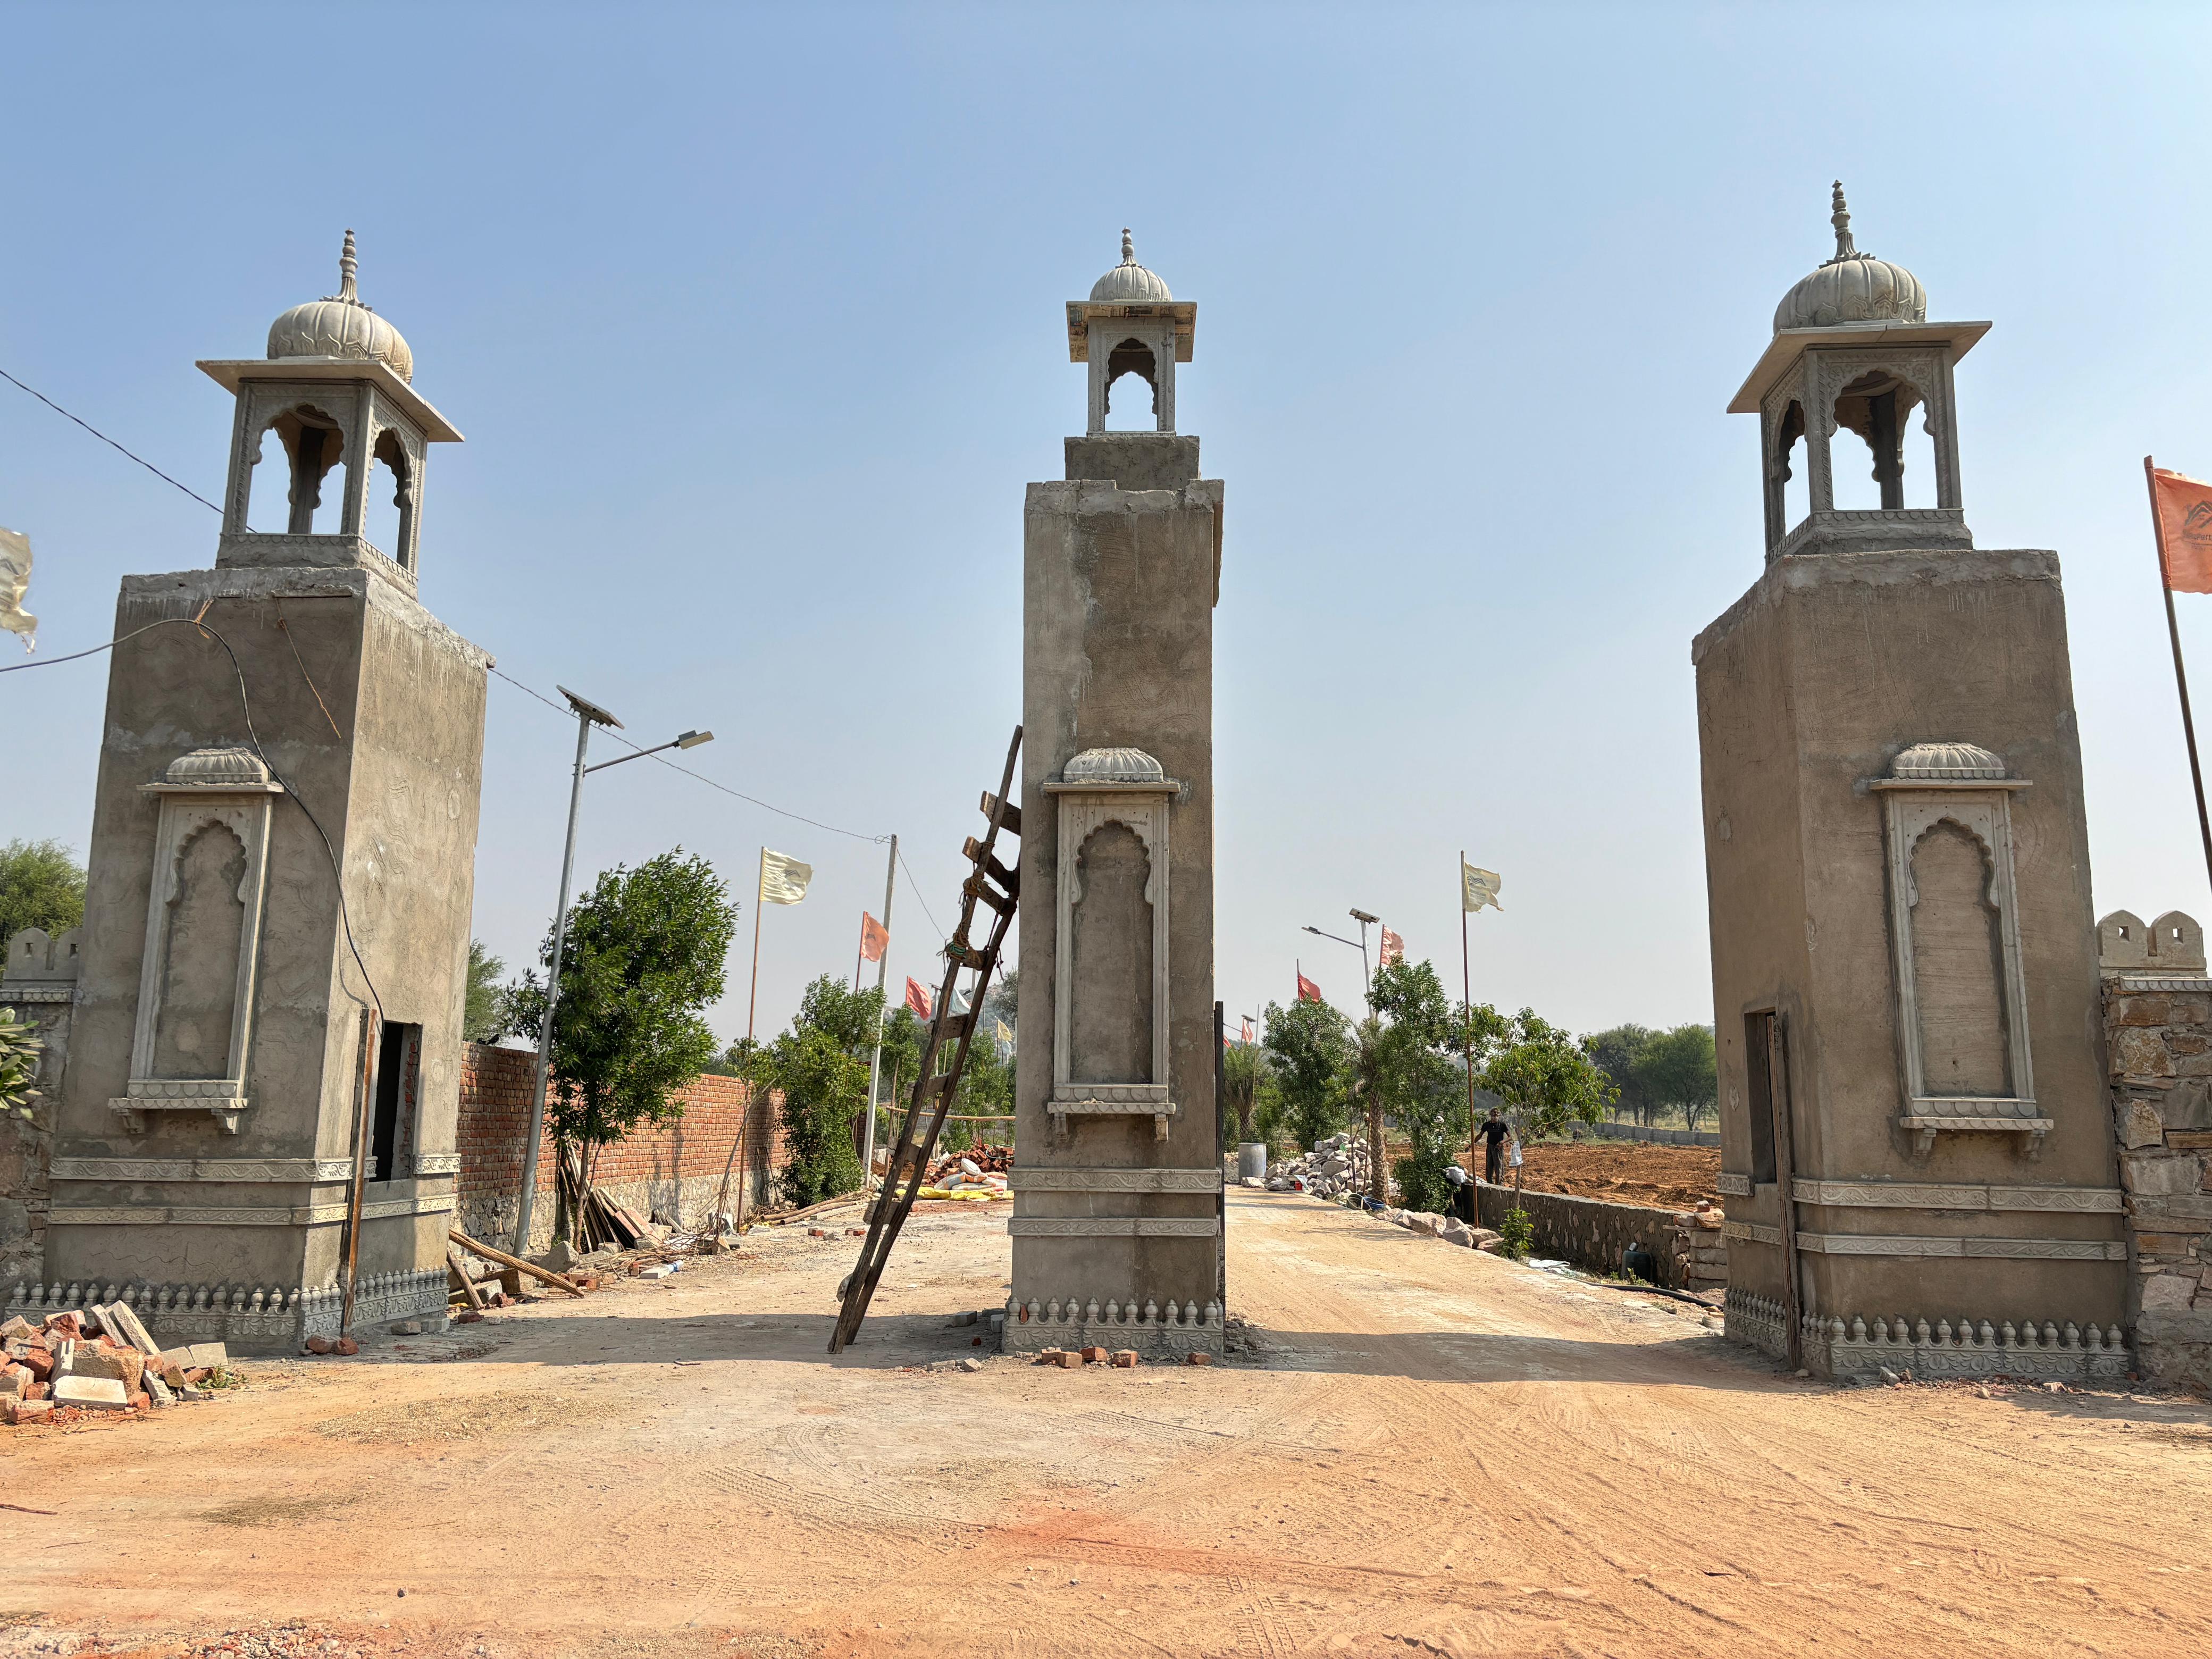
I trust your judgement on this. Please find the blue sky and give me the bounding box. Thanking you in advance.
[6,4,2211,1044]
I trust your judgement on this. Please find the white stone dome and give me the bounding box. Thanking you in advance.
[1089,229,1172,304]
[1890,741,2006,781]
[1063,746,1165,783]
[267,230,415,383]
[162,747,273,788]
[1774,183,1927,334]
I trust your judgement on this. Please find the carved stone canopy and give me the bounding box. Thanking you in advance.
[1059,747,1167,785]
[145,747,280,793]
[1774,184,1927,333]
[266,230,414,383]
[1090,229,1173,304]
[1889,741,2006,782]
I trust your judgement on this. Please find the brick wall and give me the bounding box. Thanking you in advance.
[2103,976,2212,1390]
[456,1043,788,1250]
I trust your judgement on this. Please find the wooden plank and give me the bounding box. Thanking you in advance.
[447,1246,488,1312]
[448,1228,585,1297]
[978,792,1021,837]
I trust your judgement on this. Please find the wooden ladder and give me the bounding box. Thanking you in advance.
[828,725,1022,1353]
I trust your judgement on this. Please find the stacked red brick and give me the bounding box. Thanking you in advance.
[1,1305,225,1425]
[455,1044,789,1244]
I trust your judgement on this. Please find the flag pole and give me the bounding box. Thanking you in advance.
[861,833,898,1202]
[2148,456,2212,896]
[747,845,766,1043]
[1461,851,1477,1186]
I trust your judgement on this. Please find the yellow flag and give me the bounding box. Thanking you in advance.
[759,850,813,906]
[1461,860,1503,914]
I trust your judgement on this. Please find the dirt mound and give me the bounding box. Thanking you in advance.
[1507,1139,1721,1210]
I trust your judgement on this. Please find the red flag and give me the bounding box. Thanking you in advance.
[1379,927,1404,969]
[1241,1016,1256,1045]
[2152,465,2212,594]
[905,976,933,1019]
[859,912,889,963]
[1296,973,1322,1004]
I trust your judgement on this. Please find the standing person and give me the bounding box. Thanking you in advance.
[1480,1108,1511,1185]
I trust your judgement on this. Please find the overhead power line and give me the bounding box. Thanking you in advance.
[0,366,225,516]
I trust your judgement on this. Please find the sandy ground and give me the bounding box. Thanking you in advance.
[4,1189,2208,1658]
[1505,1142,1722,1210]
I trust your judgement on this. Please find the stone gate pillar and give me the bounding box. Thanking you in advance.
[1006,233,1225,1356]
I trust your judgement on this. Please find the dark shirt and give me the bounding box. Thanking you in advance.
[1479,1120,1510,1148]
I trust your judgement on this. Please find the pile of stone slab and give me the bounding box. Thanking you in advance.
[1253,1133,1384,1200]
[1372,1206,1504,1253]
[1,1303,229,1425]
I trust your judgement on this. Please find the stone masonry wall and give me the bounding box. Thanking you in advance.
[454,1043,786,1251]
[1474,1180,1728,1292]
[2104,977,2212,1390]
[1,928,82,1285]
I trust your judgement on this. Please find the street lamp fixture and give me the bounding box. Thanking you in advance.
[512,694,714,1255]
[1303,908,1381,1008]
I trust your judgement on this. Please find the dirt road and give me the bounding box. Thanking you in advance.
[5,1191,2207,1658]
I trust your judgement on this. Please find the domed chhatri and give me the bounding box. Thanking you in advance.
[1062,745,1166,783]
[266,231,415,383]
[1890,741,2007,781]
[1773,183,1928,334]
[1089,228,1173,304]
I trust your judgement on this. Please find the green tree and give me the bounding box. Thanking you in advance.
[1633,1023,1718,1131]
[1582,1023,1657,1126]
[507,851,738,1241]
[463,940,508,1043]
[1361,959,1490,1212]
[1261,994,1352,1149]
[0,839,85,943]
[752,1023,868,1205]
[1480,1009,1616,1145]
[0,1006,43,1119]
[1221,1040,1269,1147]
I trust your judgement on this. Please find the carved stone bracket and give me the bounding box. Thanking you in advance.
[1048,1091,1178,1144]
[108,1082,250,1135]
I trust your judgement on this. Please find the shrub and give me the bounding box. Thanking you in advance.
[1499,1206,1535,1261]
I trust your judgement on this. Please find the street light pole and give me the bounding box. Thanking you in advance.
[1302,911,1380,1012]
[511,690,711,1257]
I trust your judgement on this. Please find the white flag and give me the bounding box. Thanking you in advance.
[1461,860,1503,914]
[759,850,813,906]
[0,527,34,652]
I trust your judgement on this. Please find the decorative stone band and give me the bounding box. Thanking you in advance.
[1899,1098,2053,1157]
[410,1151,462,1176]
[1721,1219,2123,1259]
[1716,1172,1753,1197]
[51,1157,357,1183]
[2108,975,2212,993]
[1006,1217,1219,1237]
[50,1193,455,1227]
[1001,1291,1225,1357]
[1008,1167,1222,1193]
[5,1267,448,1353]
[110,1078,249,1135]
[1048,1093,1179,1144]
[1723,1288,2130,1382]
[1790,1180,2124,1213]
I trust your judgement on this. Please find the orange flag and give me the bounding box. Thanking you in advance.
[2151,465,2212,594]
[905,977,933,1019]
[859,912,889,963]
[1296,973,1323,1004]
[1379,927,1404,969]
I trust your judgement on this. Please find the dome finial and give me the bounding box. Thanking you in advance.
[337,229,359,304]
[1825,181,1861,265]
[1121,227,1134,265]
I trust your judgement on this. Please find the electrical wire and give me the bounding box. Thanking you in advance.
[4,363,960,944]
[0,366,225,516]
[487,666,889,845]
